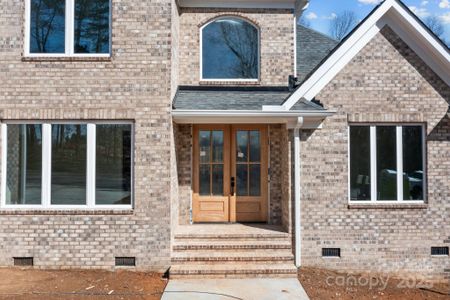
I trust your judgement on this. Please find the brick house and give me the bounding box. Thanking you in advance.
[0,0,449,281]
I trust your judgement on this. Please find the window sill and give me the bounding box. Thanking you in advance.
[0,209,133,215]
[199,80,260,86]
[22,56,112,62]
[348,202,427,209]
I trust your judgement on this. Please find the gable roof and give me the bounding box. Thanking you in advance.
[296,25,339,82]
[172,86,325,111]
[272,0,450,111]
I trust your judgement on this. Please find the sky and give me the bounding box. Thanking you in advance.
[301,0,450,42]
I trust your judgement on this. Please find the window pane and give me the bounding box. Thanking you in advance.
[199,165,210,196]
[350,126,371,201]
[96,125,132,205]
[6,125,42,205]
[211,165,224,196]
[377,126,397,201]
[202,18,259,79]
[30,0,65,53]
[249,164,261,196]
[211,131,223,163]
[403,126,424,200]
[74,0,110,54]
[51,124,87,205]
[236,164,248,196]
[236,131,248,162]
[199,131,211,163]
[249,130,260,162]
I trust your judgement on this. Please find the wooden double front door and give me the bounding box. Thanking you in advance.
[193,125,268,223]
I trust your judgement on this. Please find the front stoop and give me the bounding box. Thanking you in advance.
[170,228,297,278]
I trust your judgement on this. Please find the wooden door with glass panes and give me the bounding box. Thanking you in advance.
[192,125,268,223]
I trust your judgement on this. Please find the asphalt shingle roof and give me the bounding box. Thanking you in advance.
[172,86,325,111]
[296,25,339,82]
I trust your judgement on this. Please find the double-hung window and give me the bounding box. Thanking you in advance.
[349,125,426,203]
[1,122,133,209]
[25,0,111,56]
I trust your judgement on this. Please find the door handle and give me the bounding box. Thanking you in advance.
[231,177,235,196]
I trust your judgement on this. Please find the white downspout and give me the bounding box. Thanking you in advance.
[294,117,303,267]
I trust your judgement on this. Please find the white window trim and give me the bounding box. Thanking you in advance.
[0,121,133,210]
[348,124,426,204]
[24,0,112,57]
[199,16,261,82]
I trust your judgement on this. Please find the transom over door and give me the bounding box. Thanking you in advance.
[192,125,268,223]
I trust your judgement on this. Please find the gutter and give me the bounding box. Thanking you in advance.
[172,109,335,118]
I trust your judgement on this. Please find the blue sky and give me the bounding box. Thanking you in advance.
[302,0,450,41]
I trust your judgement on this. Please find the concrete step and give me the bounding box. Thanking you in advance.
[170,263,298,279]
[171,250,294,264]
[174,232,290,241]
[173,240,292,251]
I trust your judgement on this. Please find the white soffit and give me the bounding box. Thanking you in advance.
[178,0,297,9]
[280,0,450,111]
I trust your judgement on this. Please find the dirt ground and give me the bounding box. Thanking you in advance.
[299,267,450,300]
[0,268,167,300]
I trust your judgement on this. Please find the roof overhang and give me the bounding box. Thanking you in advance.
[177,0,308,10]
[267,0,450,111]
[172,109,334,129]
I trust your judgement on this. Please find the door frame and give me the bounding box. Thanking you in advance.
[192,124,269,223]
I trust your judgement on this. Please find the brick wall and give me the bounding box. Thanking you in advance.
[0,0,175,271]
[300,26,450,281]
[178,8,294,86]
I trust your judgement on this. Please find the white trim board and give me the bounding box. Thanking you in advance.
[270,0,450,111]
[178,0,305,9]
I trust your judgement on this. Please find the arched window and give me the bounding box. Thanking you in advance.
[201,17,259,80]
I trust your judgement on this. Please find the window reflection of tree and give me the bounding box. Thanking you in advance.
[75,0,110,53]
[31,0,65,52]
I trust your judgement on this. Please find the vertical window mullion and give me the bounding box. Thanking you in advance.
[66,0,74,54]
[87,124,96,207]
[1,124,7,207]
[396,126,403,201]
[370,126,377,202]
[42,124,52,207]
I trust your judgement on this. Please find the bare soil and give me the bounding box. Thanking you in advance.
[299,267,450,300]
[0,268,167,300]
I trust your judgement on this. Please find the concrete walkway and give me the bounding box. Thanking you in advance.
[161,278,309,300]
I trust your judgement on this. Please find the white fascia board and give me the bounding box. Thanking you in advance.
[172,110,334,117]
[178,0,296,9]
[282,0,450,110]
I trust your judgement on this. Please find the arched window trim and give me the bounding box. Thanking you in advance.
[199,16,261,82]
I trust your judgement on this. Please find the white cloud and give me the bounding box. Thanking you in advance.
[439,11,450,23]
[421,0,429,6]
[357,0,381,4]
[305,12,318,20]
[322,13,337,20]
[409,6,431,18]
[439,0,449,9]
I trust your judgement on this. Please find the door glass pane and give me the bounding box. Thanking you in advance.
[350,126,371,201]
[236,164,248,196]
[74,0,110,54]
[403,126,424,200]
[236,131,248,162]
[6,125,42,205]
[199,131,211,163]
[212,164,224,195]
[249,164,261,196]
[51,124,87,205]
[249,131,260,162]
[96,124,132,205]
[30,0,65,53]
[377,126,397,201]
[212,131,224,163]
[199,165,210,196]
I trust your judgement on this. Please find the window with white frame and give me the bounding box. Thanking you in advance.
[201,17,259,80]
[349,125,425,202]
[1,122,132,208]
[26,0,111,56]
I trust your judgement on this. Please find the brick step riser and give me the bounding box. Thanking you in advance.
[170,273,297,279]
[171,258,295,264]
[170,270,298,278]
[173,245,291,251]
[174,236,290,241]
